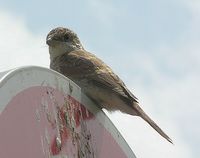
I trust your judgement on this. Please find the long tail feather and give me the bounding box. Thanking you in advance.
[134,103,173,144]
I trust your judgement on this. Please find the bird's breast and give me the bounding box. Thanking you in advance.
[75,80,133,114]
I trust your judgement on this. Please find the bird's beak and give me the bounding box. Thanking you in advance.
[46,37,53,46]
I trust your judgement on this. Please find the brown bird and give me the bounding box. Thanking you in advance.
[46,27,173,144]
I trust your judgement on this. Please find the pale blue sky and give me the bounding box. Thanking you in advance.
[0,0,199,157]
[0,0,192,47]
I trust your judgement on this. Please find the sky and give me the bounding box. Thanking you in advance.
[0,0,199,157]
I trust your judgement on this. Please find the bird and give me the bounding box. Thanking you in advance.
[46,27,173,144]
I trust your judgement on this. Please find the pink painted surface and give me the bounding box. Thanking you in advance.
[0,86,128,158]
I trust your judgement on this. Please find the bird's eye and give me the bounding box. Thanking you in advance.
[63,34,70,41]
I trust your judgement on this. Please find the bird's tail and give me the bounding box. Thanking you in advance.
[133,103,173,144]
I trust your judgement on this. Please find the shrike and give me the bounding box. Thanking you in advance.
[46,27,172,143]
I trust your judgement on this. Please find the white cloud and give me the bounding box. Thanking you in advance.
[106,36,199,157]
[104,56,197,157]
[0,10,49,72]
[106,111,192,158]
[100,1,200,158]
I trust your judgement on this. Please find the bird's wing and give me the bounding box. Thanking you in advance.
[56,50,138,103]
[53,50,173,143]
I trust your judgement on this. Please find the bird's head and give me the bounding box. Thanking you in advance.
[46,27,84,60]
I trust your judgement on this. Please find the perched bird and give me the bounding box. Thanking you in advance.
[46,27,173,143]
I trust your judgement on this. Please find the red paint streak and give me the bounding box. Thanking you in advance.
[68,96,94,126]
[51,106,69,155]
[51,95,94,155]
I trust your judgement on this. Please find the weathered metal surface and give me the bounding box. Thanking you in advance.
[0,66,136,158]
